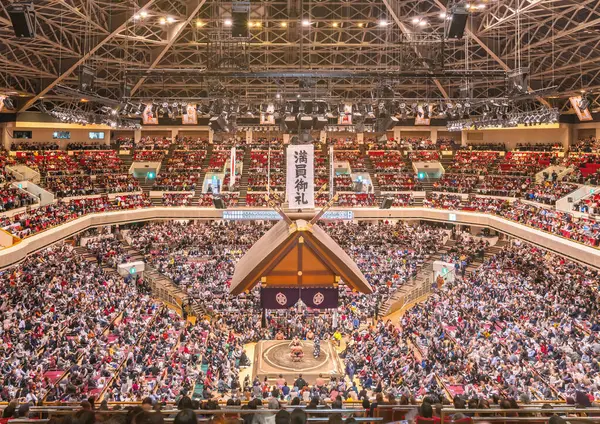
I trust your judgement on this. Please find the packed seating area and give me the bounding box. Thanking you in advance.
[497,151,558,175]
[424,193,463,209]
[1,136,600,249]
[408,150,440,162]
[334,174,354,191]
[473,175,531,197]
[197,193,238,207]
[572,136,600,152]
[367,150,406,173]
[97,174,142,194]
[403,241,600,399]
[137,136,171,150]
[10,141,58,151]
[152,173,199,191]
[247,147,285,192]
[329,137,361,150]
[376,173,421,191]
[162,192,194,206]
[0,186,38,212]
[165,151,207,172]
[133,150,166,162]
[0,242,152,402]
[389,193,414,206]
[432,174,479,193]
[247,172,285,191]
[334,151,368,172]
[336,193,375,207]
[573,192,600,216]
[66,142,107,151]
[0,194,151,238]
[245,192,271,207]
[174,136,209,150]
[523,181,579,204]
[249,149,284,171]
[445,151,502,174]
[207,147,244,172]
[0,217,598,407]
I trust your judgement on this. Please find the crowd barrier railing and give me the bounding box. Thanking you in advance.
[4,406,600,424]
[0,207,598,269]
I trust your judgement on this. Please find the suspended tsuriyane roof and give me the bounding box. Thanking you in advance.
[230,219,372,295]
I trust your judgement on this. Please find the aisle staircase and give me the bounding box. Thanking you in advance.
[379,257,435,317]
[379,235,506,317]
[419,177,438,194]
[118,237,209,319]
[192,362,210,400]
[120,152,134,173]
[135,177,155,196]
[237,148,252,206]
[195,143,214,195]
[364,155,381,199]
[439,153,454,173]
[73,245,123,279]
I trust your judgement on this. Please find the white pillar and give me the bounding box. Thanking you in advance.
[1,123,14,151]
[171,129,179,141]
[430,128,438,143]
[283,134,290,144]
[208,129,214,144]
[356,133,364,143]
[461,130,468,147]
[320,131,327,144]
[134,129,142,145]
[393,127,401,141]
[246,129,253,144]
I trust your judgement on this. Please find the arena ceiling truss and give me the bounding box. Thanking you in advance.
[1,0,600,113]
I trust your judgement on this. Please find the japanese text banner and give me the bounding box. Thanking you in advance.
[286,144,315,209]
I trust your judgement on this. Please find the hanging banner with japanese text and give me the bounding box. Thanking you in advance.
[182,104,198,125]
[142,104,158,125]
[286,144,314,209]
[229,147,236,190]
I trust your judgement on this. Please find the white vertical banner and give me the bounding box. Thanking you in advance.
[286,144,315,209]
[229,147,236,190]
[182,104,198,124]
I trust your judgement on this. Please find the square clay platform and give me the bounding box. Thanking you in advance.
[252,340,345,385]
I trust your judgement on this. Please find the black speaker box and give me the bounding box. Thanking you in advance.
[79,65,95,92]
[445,5,468,40]
[313,116,327,130]
[209,115,228,132]
[8,2,36,38]
[284,115,298,131]
[380,197,393,209]
[298,115,313,129]
[213,197,226,209]
[231,2,249,38]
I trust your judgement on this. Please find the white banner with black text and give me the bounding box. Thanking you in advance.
[286,144,315,209]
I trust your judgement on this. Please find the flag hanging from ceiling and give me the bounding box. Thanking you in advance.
[182,104,198,125]
[286,144,314,209]
[142,104,158,125]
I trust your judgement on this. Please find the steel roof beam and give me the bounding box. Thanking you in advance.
[130,0,207,96]
[18,0,159,112]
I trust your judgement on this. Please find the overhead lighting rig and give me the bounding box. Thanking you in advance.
[447,107,560,131]
[45,105,141,129]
